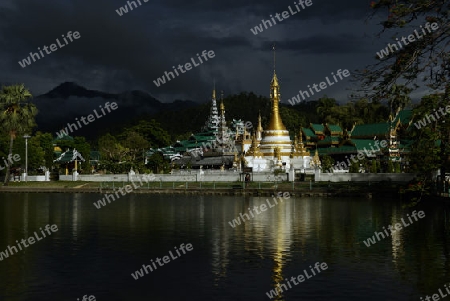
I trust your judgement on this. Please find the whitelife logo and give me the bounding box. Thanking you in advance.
[413,104,450,129]
[266,262,328,299]
[376,22,439,59]
[0,224,58,261]
[250,0,313,35]
[287,69,350,105]
[228,192,291,228]
[363,210,425,247]
[76,295,96,301]
[55,102,118,138]
[420,283,450,301]
[153,50,215,87]
[115,0,149,16]
[18,31,81,68]
[325,140,387,173]
[131,243,193,280]
[93,173,156,209]
[0,153,21,171]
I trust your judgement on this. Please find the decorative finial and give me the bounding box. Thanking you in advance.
[272,44,276,74]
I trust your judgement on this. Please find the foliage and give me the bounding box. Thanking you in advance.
[39,132,54,168]
[316,96,338,122]
[387,159,394,173]
[357,0,450,98]
[121,119,171,148]
[0,84,37,184]
[320,155,334,173]
[409,93,447,175]
[371,160,378,173]
[349,160,360,173]
[73,137,91,172]
[279,106,306,137]
[146,152,170,174]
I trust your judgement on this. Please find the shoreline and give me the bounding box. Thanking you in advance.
[0,185,382,198]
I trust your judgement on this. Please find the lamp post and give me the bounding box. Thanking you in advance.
[23,135,30,182]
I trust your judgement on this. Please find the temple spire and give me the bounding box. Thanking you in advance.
[267,45,285,131]
[273,44,276,74]
[256,111,263,141]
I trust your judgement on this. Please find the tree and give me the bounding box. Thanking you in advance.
[121,131,149,162]
[408,93,449,190]
[349,160,360,173]
[123,120,171,148]
[371,159,378,173]
[146,152,169,174]
[320,155,334,173]
[13,135,46,174]
[0,84,37,185]
[74,137,91,172]
[356,0,449,98]
[387,159,394,173]
[98,133,126,162]
[33,132,54,169]
[316,96,338,122]
[279,107,306,137]
[386,84,412,114]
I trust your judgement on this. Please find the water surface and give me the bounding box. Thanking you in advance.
[0,193,449,301]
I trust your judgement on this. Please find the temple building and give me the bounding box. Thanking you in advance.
[243,64,313,173]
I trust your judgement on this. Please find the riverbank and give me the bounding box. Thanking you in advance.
[0,181,403,198]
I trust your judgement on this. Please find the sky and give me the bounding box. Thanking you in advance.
[0,0,424,104]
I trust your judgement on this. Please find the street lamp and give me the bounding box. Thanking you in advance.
[23,134,30,182]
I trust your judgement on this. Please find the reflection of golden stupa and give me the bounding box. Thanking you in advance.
[259,50,292,157]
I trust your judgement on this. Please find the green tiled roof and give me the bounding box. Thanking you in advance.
[302,127,316,139]
[310,123,325,134]
[90,151,100,160]
[317,145,357,155]
[351,123,390,138]
[189,135,214,143]
[393,109,413,125]
[52,134,74,143]
[173,140,202,151]
[194,131,216,136]
[54,149,85,163]
[317,136,340,145]
[327,124,343,134]
[350,139,382,152]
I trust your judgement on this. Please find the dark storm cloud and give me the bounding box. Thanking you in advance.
[0,0,381,102]
[262,33,370,55]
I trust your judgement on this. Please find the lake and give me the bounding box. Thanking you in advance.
[0,193,449,301]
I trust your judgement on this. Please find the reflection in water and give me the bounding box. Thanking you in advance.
[267,193,295,300]
[0,194,450,300]
[23,195,28,239]
[129,198,135,228]
[391,206,404,264]
[72,194,80,241]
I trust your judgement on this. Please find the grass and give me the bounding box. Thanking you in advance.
[3,180,401,192]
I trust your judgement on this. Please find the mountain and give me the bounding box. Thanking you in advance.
[33,82,198,140]
[40,82,116,99]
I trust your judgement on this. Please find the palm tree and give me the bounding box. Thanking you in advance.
[0,84,37,185]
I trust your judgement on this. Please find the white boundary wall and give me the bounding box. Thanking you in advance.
[47,171,416,183]
[316,173,416,182]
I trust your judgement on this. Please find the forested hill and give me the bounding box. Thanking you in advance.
[149,92,322,140]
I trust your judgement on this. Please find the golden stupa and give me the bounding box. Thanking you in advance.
[258,55,292,157]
